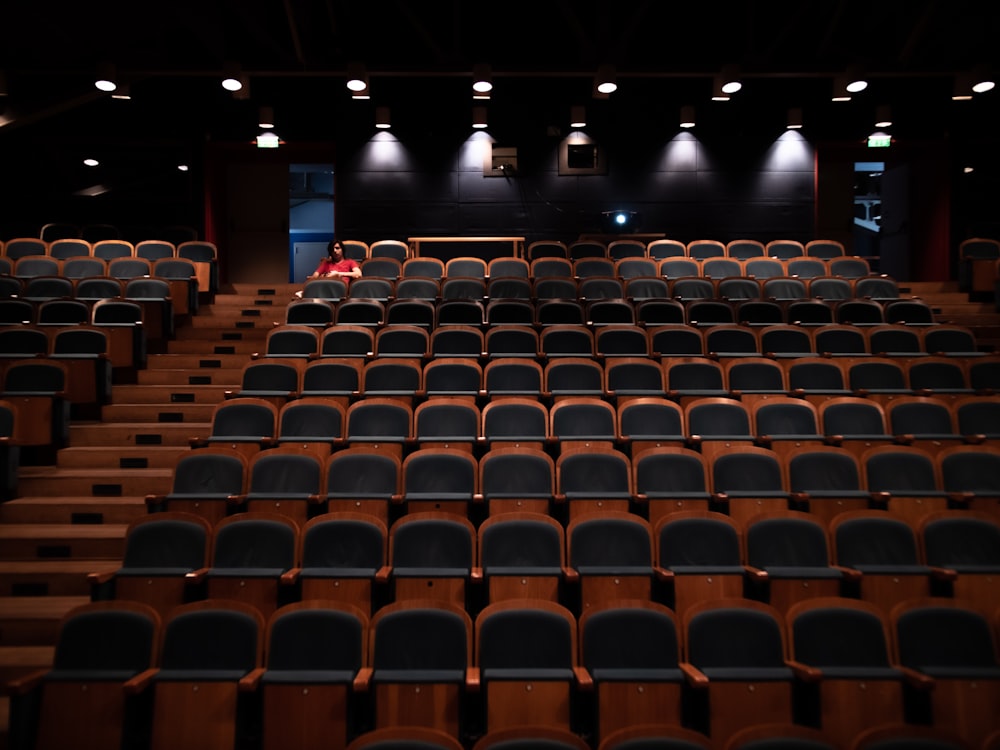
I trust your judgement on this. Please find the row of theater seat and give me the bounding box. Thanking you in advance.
[102,505,1000,617]
[224,353,1000,406]
[297,254,879,285]
[15,589,1000,750]
[318,237,854,262]
[284,295,934,330]
[204,391,1000,456]
[162,430,1000,536]
[255,322,988,360]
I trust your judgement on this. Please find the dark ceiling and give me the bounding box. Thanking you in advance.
[2,0,1000,220]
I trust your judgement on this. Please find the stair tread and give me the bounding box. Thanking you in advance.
[0,525,128,538]
[0,596,93,616]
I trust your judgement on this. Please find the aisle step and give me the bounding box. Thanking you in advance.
[0,645,55,681]
[0,526,126,562]
[100,402,216,423]
[145,353,255,370]
[164,338,262,356]
[0,496,147,525]
[0,596,92,646]
[56,445,189,470]
[16,467,172,498]
[174,324,269,339]
[0,560,118,597]
[137,368,242,386]
[111,384,231,405]
[68,421,210,447]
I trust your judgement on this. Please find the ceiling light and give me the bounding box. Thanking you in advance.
[221,62,243,92]
[570,106,586,128]
[786,107,803,129]
[177,164,189,172]
[595,65,617,96]
[472,106,488,129]
[845,65,868,93]
[258,106,274,129]
[953,74,974,101]
[346,63,369,97]
[718,65,742,96]
[832,75,853,102]
[375,106,391,129]
[972,65,995,93]
[110,84,131,101]
[874,105,892,128]
[83,158,100,167]
[94,62,117,92]
[679,105,696,129]
[472,64,493,95]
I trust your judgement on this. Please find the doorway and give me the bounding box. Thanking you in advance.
[289,164,335,283]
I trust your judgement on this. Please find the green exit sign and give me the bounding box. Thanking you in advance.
[867,133,891,148]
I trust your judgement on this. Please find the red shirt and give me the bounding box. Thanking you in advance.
[315,257,359,275]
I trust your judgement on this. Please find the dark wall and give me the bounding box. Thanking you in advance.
[330,89,817,247]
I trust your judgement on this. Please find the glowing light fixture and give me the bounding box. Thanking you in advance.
[570,106,587,128]
[346,63,369,98]
[845,65,868,93]
[679,105,696,129]
[83,158,100,167]
[221,62,243,92]
[94,62,117,92]
[595,65,617,95]
[472,106,488,129]
[874,105,892,128]
[472,64,493,96]
[786,107,803,129]
[713,65,741,100]
[177,164,189,172]
[375,106,391,129]
[110,84,131,101]
[257,106,274,129]
[972,65,995,93]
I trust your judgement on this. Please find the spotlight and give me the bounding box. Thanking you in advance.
[874,105,892,128]
[713,65,741,100]
[845,65,868,93]
[570,106,587,128]
[472,106,488,129]
[786,107,803,129]
[375,106,391,129]
[594,65,617,96]
[346,63,369,98]
[258,106,275,129]
[94,62,117,92]
[221,62,243,92]
[679,105,696,129]
[972,65,995,93]
[472,64,493,95]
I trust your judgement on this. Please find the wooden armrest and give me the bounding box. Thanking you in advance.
[901,666,935,690]
[184,567,210,583]
[123,668,158,695]
[2,668,48,696]
[466,666,481,692]
[239,667,266,691]
[354,667,373,692]
[573,666,594,691]
[679,662,709,688]
[788,660,822,683]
